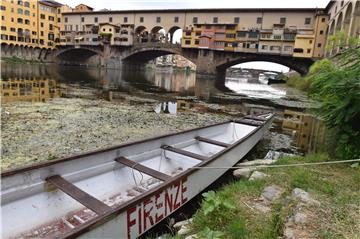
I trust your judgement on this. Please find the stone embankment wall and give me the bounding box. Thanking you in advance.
[0,44,54,62]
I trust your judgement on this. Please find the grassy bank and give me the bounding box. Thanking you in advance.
[174,154,360,238]
[1,56,42,64]
[285,74,310,92]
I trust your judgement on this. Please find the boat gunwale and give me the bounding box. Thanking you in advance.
[1,120,231,178]
[59,114,274,239]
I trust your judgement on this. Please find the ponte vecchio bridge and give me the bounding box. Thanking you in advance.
[51,1,359,77]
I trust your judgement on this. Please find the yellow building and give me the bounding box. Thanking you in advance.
[0,0,63,49]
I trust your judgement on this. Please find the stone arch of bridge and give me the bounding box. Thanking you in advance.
[215,55,313,76]
[351,1,360,38]
[54,47,103,63]
[343,2,353,36]
[122,47,195,67]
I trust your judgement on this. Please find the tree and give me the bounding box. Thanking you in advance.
[306,32,360,159]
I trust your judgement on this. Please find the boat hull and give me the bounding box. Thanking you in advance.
[1,114,273,239]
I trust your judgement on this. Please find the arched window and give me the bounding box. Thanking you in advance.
[17,8,23,14]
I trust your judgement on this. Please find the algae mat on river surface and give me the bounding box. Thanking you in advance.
[1,98,230,171]
[183,154,360,239]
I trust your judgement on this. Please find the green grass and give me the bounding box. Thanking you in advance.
[1,56,42,64]
[187,153,360,239]
[286,74,310,91]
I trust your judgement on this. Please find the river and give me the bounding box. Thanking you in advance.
[1,61,323,171]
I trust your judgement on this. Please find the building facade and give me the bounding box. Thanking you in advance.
[0,0,64,49]
[60,8,329,59]
[325,0,360,56]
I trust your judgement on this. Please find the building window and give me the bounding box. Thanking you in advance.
[320,30,324,35]
[284,46,293,51]
[1,26,6,30]
[81,17,84,22]
[109,28,112,32]
[234,17,239,24]
[17,8,23,14]
[40,31,44,36]
[40,22,44,27]
[11,18,14,22]
[17,0,23,5]
[10,27,15,32]
[94,17,98,23]
[195,39,199,45]
[237,31,246,37]
[185,40,191,44]
[40,14,45,19]
[193,17,198,24]
[280,17,286,24]
[140,17,144,23]
[24,1,29,7]
[305,18,311,25]
[65,17,68,23]
[24,10,30,15]
[248,31,258,38]
[284,33,295,40]
[48,16,54,21]
[213,17,218,23]
[257,17,262,24]
[307,49,311,53]
[25,19,30,24]
[124,17,128,23]
[174,16,179,23]
[109,17,112,22]
[321,17,326,22]
[1,16,4,21]
[273,35,281,40]
[17,18,23,24]
[156,16,161,23]
[1,6,5,10]
[309,40,313,44]
[317,43,322,47]
[261,45,268,50]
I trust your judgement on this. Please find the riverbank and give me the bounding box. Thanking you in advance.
[168,154,360,239]
[1,97,231,171]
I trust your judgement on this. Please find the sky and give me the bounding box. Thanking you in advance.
[58,0,331,72]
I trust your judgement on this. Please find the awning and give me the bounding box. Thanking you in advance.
[74,36,84,40]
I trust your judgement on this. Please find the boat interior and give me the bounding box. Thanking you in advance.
[1,114,272,238]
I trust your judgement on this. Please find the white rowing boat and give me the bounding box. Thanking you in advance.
[1,113,273,239]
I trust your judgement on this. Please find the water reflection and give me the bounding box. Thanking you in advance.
[1,78,60,103]
[154,101,177,114]
[282,110,326,153]
[1,62,299,102]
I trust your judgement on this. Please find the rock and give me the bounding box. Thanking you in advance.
[249,171,269,181]
[263,150,296,161]
[293,212,307,224]
[261,185,283,202]
[173,218,193,230]
[233,168,254,179]
[252,202,272,213]
[291,188,320,205]
[237,159,274,166]
[185,234,198,239]
[284,227,295,239]
[178,225,191,235]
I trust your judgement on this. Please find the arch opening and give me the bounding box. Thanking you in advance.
[343,3,353,36]
[135,26,149,43]
[168,26,182,44]
[150,26,166,43]
[351,1,360,38]
[56,48,101,63]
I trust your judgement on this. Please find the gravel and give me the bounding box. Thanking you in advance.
[1,98,230,170]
